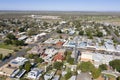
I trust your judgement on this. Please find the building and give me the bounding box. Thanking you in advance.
[34,33,46,42]
[27,68,43,80]
[52,75,60,80]
[80,52,93,62]
[43,48,58,62]
[53,49,66,62]
[80,51,120,67]
[9,57,28,68]
[28,45,45,55]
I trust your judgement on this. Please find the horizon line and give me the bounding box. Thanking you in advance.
[0,10,120,12]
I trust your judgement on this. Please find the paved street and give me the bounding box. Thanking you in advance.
[0,48,26,67]
[0,23,65,67]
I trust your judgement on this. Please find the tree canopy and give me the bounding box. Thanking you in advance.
[109,59,120,72]
[65,71,72,80]
[99,64,107,71]
[24,61,31,72]
[6,33,16,40]
[53,62,63,70]
[78,61,101,79]
[79,61,95,72]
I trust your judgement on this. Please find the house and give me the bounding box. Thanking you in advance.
[28,45,45,55]
[34,33,46,42]
[104,40,115,52]
[53,49,66,62]
[116,45,120,52]
[52,75,60,80]
[80,51,120,67]
[44,38,66,45]
[43,48,58,62]
[9,57,28,68]
[18,35,28,41]
[44,70,56,80]
[53,52,64,62]
[27,68,43,80]
[16,69,26,78]
[61,71,67,77]
[80,52,93,62]
[0,57,27,77]
[56,41,64,48]
[25,36,34,44]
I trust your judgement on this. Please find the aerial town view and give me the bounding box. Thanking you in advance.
[0,0,120,80]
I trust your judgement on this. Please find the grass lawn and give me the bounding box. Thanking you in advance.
[0,43,16,50]
[0,43,21,51]
[0,48,14,57]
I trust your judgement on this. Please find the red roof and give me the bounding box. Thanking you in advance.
[56,41,64,48]
[53,52,64,61]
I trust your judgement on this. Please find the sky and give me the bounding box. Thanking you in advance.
[0,0,120,11]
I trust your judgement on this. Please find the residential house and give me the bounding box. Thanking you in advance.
[27,68,43,80]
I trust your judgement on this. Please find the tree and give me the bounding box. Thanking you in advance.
[24,61,31,72]
[99,64,107,71]
[109,59,120,72]
[6,33,16,40]
[19,65,23,70]
[65,51,72,57]
[57,29,62,33]
[19,27,25,32]
[4,39,12,45]
[28,54,34,59]
[96,32,103,37]
[27,29,36,36]
[79,61,95,72]
[0,54,3,60]
[65,71,72,79]
[35,58,44,63]
[91,68,101,79]
[116,76,120,80]
[78,61,101,79]
[66,56,74,65]
[79,30,84,35]
[53,62,63,70]
[13,40,25,46]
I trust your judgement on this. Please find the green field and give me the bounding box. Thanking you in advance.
[0,43,18,50]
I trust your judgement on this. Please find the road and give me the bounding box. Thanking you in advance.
[0,23,65,67]
[0,48,26,67]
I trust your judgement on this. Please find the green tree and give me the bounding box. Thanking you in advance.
[79,30,84,35]
[4,39,12,45]
[6,33,16,40]
[27,29,36,36]
[28,54,34,59]
[99,64,107,71]
[13,40,25,46]
[91,68,101,79]
[65,71,72,79]
[24,61,31,72]
[67,56,74,65]
[109,59,120,72]
[35,58,44,63]
[96,32,103,37]
[79,61,95,72]
[53,62,63,70]
[0,54,3,60]
[19,27,25,32]
[117,76,120,80]
[57,29,62,33]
